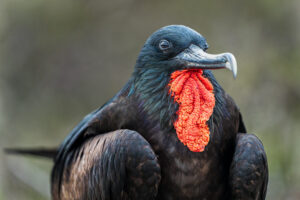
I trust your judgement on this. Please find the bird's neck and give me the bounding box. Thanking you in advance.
[130,68,177,129]
[168,69,215,152]
[130,68,225,143]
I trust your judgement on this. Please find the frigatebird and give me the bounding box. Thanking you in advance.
[7,25,268,200]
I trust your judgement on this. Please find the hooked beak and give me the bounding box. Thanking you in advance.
[174,44,237,78]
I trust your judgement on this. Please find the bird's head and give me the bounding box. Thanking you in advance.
[132,25,237,152]
[135,25,237,78]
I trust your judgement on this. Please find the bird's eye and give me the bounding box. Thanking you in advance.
[159,39,171,51]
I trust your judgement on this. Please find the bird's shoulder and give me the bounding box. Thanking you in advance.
[57,83,136,159]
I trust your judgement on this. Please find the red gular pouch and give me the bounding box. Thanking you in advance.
[168,69,215,152]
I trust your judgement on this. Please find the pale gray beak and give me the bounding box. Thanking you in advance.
[174,44,237,78]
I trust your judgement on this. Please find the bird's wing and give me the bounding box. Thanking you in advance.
[238,112,247,133]
[53,82,141,195]
[229,133,268,200]
[55,103,105,161]
[56,81,136,162]
[52,129,161,200]
[3,96,115,160]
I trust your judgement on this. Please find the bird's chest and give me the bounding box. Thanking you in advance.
[144,128,229,199]
[137,86,238,198]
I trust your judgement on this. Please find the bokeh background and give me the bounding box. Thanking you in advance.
[0,0,299,199]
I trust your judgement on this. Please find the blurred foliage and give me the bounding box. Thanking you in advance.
[0,0,299,199]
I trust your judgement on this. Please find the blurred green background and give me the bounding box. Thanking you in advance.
[0,0,299,199]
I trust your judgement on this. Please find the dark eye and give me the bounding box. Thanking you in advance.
[159,39,171,51]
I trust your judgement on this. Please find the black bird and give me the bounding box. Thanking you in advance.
[7,25,268,200]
